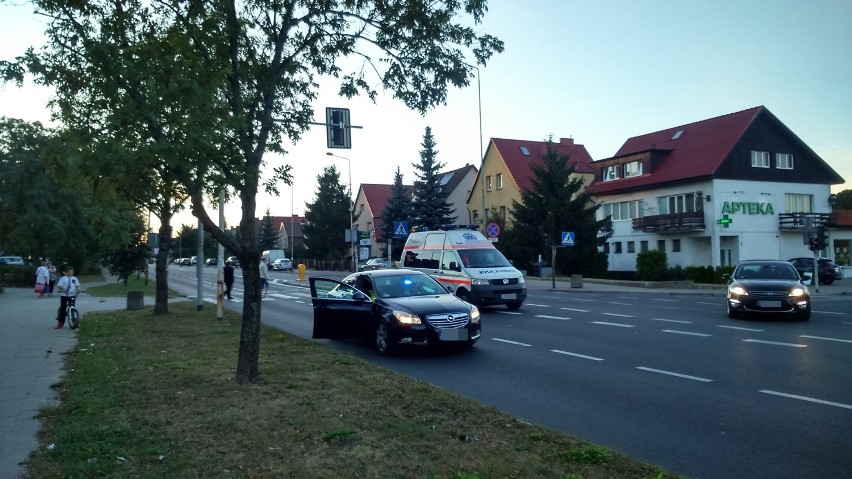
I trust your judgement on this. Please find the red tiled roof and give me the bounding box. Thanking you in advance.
[491,137,595,194]
[834,209,852,227]
[360,183,413,241]
[589,106,762,194]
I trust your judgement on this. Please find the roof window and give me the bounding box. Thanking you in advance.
[671,129,684,140]
[520,146,530,156]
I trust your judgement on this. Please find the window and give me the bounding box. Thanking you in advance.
[603,200,643,221]
[359,203,365,213]
[613,242,622,254]
[484,208,489,219]
[658,193,703,214]
[784,194,813,213]
[672,239,681,252]
[486,176,492,191]
[499,206,506,221]
[657,239,666,251]
[640,241,649,252]
[776,153,794,170]
[472,210,479,224]
[603,243,610,253]
[623,161,643,178]
[602,165,619,181]
[520,146,530,156]
[496,173,503,189]
[671,129,684,140]
[751,150,770,168]
[627,241,635,253]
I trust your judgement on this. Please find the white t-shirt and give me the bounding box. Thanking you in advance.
[36,265,50,284]
[56,275,81,296]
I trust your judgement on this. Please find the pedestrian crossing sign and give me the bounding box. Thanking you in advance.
[561,231,575,246]
[393,221,410,238]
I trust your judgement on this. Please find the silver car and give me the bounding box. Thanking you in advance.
[271,258,293,271]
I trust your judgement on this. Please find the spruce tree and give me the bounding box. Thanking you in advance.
[258,209,278,250]
[380,166,413,260]
[303,166,351,260]
[411,126,456,230]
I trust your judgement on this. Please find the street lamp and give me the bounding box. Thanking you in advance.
[469,64,485,225]
[326,152,355,272]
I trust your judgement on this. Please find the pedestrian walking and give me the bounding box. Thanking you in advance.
[224,260,235,300]
[259,258,269,298]
[35,260,50,298]
[55,266,84,329]
[47,260,58,296]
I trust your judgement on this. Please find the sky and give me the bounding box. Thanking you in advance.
[2,0,851,231]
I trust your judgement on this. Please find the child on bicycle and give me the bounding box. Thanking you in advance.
[55,266,85,329]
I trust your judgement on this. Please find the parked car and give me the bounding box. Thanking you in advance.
[205,258,218,266]
[787,257,841,285]
[0,256,25,265]
[180,258,191,266]
[226,256,240,268]
[309,269,481,355]
[271,258,293,271]
[360,258,391,271]
[723,259,811,321]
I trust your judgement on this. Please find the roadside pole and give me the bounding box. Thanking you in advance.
[217,190,225,320]
[197,219,204,311]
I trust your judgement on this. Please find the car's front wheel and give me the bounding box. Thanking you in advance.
[375,322,395,355]
[797,305,812,321]
[456,289,472,304]
[726,301,739,319]
[506,302,522,310]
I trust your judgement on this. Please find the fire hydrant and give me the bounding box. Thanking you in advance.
[298,263,307,282]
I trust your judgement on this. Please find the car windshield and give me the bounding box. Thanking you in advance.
[373,274,447,298]
[734,263,800,281]
[458,248,512,268]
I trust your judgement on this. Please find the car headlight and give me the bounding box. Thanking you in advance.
[393,311,422,325]
[471,278,489,286]
[789,287,806,297]
[730,286,748,296]
[517,276,525,284]
[469,306,480,324]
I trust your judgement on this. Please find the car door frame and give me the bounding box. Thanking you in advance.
[309,277,374,339]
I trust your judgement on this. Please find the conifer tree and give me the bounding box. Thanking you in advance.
[411,126,456,229]
[258,209,278,250]
[380,166,413,259]
[303,166,351,260]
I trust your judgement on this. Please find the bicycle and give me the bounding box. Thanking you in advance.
[63,292,85,329]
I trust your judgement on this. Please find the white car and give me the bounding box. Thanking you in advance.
[271,258,293,271]
[0,256,25,265]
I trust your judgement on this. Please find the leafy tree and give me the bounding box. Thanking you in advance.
[836,189,852,209]
[303,166,351,261]
[411,126,456,229]
[503,138,612,277]
[6,1,502,384]
[259,209,278,250]
[102,219,150,285]
[379,166,413,261]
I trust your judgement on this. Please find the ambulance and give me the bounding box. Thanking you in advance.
[400,226,526,309]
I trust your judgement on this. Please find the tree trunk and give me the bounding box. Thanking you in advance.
[154,210,173,315]
[236,259,261,383]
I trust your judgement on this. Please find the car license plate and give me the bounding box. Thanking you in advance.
[758,300,783,308]
[438,328,467,342]
[501,293,517,300]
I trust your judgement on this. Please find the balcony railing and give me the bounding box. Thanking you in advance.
[632,211,705,233]
[777,213,832,231]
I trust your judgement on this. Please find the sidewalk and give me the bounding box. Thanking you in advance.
[0,283,149,479]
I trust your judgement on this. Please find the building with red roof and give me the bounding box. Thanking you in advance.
[587,106,846,274]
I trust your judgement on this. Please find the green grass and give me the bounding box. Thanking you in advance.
[83,272,181,298]
[24,301,682,479]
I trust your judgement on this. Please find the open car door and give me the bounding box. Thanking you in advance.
[309,277,374,339]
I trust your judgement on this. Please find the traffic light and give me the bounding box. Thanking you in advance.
[818,228,829,250]
[326,107,351,149]
[808,236,820,251]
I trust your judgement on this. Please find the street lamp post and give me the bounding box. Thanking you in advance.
[470,64,485,225]
[326,152,355,272]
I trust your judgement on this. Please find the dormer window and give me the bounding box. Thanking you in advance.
[602,165,619,182]
[751,150,770,168]
[623,161,643,178]
[776,153,794,169]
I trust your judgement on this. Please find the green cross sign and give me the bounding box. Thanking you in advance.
[717,215,732,228]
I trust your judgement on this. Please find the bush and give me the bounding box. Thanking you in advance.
[636,250,667,281]
[683,264,735,284]
[0,264,36,288]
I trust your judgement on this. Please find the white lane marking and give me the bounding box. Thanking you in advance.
[570,298,595,302]
[815,311,846,315]
[743,339,807,348]
[294,300,306,304]
[607,301,633,306]
[800,335,852,344]
[492,338,532,347]
[592,321,635,328]
[495,311,524,315]
[652,318,692,324]
[535,315,571,321]
[696,301,717,305]
[637,367,713,382]
[652,298,678,302]
[269,294,299,299]
[524,303,550,307]
[551,350,604,361]
[718,325,763,332]
[602,312,634,318]
[663,330,712,337]
[561,307,590,313]
[759,390,852,410]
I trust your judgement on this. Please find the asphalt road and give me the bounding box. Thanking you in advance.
[166,265,852,479]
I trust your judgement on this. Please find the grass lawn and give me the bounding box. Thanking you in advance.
[25,299,681,479]
[81,272,181,298]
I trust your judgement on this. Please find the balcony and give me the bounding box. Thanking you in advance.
[778,213,832,231]
[632,211,705,233]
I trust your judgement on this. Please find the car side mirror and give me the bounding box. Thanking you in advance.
[800,272,813,284]
[722,273,731,282]
[444,284,455,293]
[352,291,369,302]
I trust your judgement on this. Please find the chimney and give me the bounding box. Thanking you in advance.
[560,137,574,146]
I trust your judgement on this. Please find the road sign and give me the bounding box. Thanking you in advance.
[561,231,575,246]
[486,222,501,238]
[717,215,732,228]
[393,221,410,238]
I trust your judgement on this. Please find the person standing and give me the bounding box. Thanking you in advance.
[223,260,235,300]
[47,260,58,296]
[259,258,269,298]
[55,266,84,329]
[35,260,50,298]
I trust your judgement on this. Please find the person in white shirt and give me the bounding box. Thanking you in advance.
[55,266,84,329]
[35,260,50,298]
[259,259,270,298]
